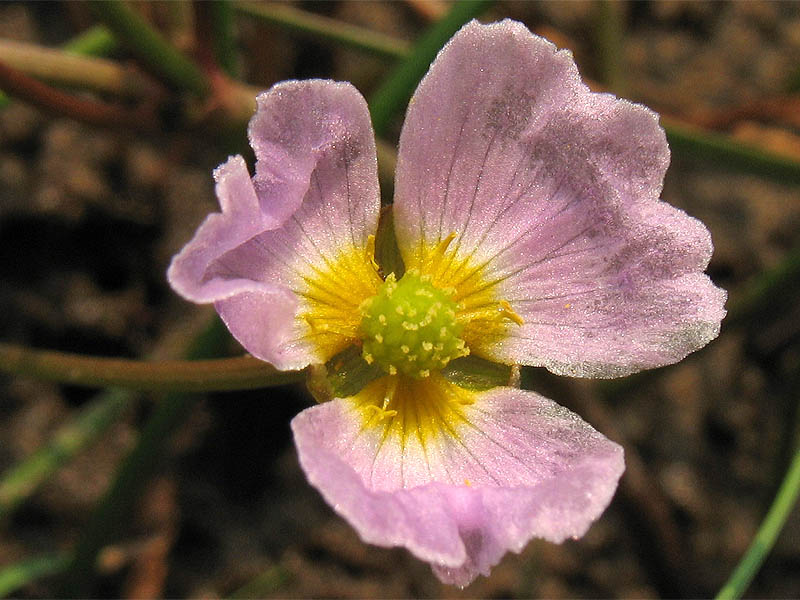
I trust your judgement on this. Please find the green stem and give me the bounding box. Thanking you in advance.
[236,2,411,61]
[0,343,304,392]
[0,38,158,99]
[209,0,239,77]
[0,389,131,521]
[594,0,626,95]
[63,26,118,56]
[60,392,196,596]
[725,242,800,327]
[663,118,800,186]
[0,26,119,110]
[715,442,800,599]
[228,565,292,598]
[90,0,209,96]
[57,319,228,596]
[369,0,493,137]
[0,553,70,598]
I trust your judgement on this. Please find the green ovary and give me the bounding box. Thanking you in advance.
[359,270,469,379]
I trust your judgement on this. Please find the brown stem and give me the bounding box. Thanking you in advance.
[0,342,305,392]
[0,59,156,131]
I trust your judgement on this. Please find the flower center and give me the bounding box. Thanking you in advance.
[360,270,469,379]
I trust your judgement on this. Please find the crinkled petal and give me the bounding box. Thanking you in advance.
[167,155,279,303]
[392,20,725,377]
[168,80,381,369]
[291,378,624,586]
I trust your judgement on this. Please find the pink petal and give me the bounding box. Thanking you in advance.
[392,20,725,377]
[168,80,381,369]
[393,19,584,269]
[291,380,624,586]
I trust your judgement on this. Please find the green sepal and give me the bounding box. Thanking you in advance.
[441,355,519,391]
[305,345,386,402]
[374,205,405,279]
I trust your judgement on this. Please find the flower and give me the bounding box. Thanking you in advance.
[168,20,726,586]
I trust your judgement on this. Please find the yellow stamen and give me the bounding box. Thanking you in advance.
[365,234,379,272]
[499,299,524,326]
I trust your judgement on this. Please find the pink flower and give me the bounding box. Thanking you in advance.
[168,20,726,586]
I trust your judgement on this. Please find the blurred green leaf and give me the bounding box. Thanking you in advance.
[0,553,70,598]
[236,2,411,61]
[90,0,208,96]
[0,389,130,522]
[369,0,493,137]
[664,119,800,186]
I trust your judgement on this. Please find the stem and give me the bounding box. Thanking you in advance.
[369,0,494,137]
[0,389,131,521]
[236,2,410,61]
[663,117,800,186]
[60,392,196,597]
[0,38,158,99]
[0,60,153,130]
[90,0,209,96]
[715,442,800,599]
[594,0,626,95]
[0,343,305,392]
[0,26,118,110]
[725,242,800,327]
[209,0,240,77]
[58,319,227,596]
[63,26,118,56]
[229,565,291,598]
[0,553,70,598]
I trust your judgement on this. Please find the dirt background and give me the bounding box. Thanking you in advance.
[1,1,799,598]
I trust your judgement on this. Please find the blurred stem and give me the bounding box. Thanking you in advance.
[90,0,209,96]
[593,0,626,95]
[369,0,493,137]
[58,319,227,596]
[663,117,800,185]
[229,565,292,598]
[0,38,158,99]
[725,242,800,328]
[0,343,305,392]
[785,64,800,93]
[0,60,154,130]
[209,0,239,77]
[715,442,800,599]
[236,2,411,61]
[0,389,131,522]
[60,392,196,596]
[63,25,118,56]
[0,26,118,110]
[0,553,70,598]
